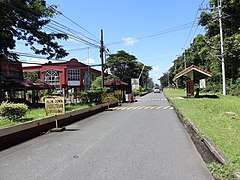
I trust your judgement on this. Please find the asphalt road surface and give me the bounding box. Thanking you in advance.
[0,92,214,180]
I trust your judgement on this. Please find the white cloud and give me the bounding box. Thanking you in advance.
[149,65,162,83]
[84,58,95,65]
[150,71,161,83]
[22,58,50,67]
[122,37,138,46]
[152,65,160,71]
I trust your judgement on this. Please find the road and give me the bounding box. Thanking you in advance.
[0,92,213,180]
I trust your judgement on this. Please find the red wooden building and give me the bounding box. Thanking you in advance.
[22,58,101,94]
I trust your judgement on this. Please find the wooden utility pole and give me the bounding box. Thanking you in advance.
[100,29,104,87]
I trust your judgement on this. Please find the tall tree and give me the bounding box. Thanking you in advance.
[0,0,68,59]
[162,0,240,92]
[106,50,152,86]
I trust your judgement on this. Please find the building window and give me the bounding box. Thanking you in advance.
[84,71,90,90]
[44,70,60,89]
[68,69,80,81]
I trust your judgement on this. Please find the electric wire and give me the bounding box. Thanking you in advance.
[43,24,99,48]
[105,21,199,46]
[58,13,100,42]
[0,1,100,51]
[177,0,209,57]
[182,11,200,49]
[48,20,99,44]
[187,0,210,45]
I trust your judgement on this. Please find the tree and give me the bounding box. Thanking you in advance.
[161,0,240,94]
[23,71,41,82]
[0,0,68,59]
[159,72,169,88]
[106,50,152,86]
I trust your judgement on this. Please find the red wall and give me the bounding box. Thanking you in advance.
[22,58,101,90]
[0,57,23,80]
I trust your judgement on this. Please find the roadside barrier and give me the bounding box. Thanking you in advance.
[0,103,117,151]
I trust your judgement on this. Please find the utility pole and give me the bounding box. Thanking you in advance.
[183,52,186,69]
[218,0,226,95]
[138,65,145,88]
[100,29,104,87]
[199,0,226,95]
[181,48,186,69]
[138,65,145,79]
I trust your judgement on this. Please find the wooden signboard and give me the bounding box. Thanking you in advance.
[45,97,65,116]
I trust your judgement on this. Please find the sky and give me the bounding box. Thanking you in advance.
[18,0,209,84]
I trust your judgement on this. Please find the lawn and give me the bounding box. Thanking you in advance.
[0,103,93,129]
[164,89,240,179]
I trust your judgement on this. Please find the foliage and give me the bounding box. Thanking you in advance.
[0,0,68,59]
[0,103,93,128]
[208,162,234,180]
[23,71,41,82]
[101,94,118,104]
[65,104,90,112]
[164,89,240,177]
[133,87,148,96]
[91,76,103,89]
[0,116,17,128]
[72,89,111,104]
[0,101,28,120]
[160,0,240,95]
[106,50,152,87]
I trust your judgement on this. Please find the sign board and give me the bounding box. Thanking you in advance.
[68,81,80,86]
[45,97,65,116]
[131,78,140,91]
[200,79,206,88]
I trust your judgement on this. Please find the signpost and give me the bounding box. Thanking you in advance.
[200,79,206,89]
[131,78,140,92]
[45,97,65,131]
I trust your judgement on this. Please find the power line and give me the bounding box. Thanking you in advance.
[176,0,209,66]
[20,59,102,68]
[58,13,100,42]
[43,24,99,48]
[105,21,199,46]
[200,0,208,7]
[182,10,200,49]
[11,50,99,63]
[48,20,99,44]
[1,1,100,51]
[180,0,209,52]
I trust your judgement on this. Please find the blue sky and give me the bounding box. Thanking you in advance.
[18,0,209,83]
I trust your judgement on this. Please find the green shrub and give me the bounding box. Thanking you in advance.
[0,101,28,121]
[102,94,118,103]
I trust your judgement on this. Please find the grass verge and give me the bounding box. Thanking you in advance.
[0,103,94,129]
[164,89,240,179]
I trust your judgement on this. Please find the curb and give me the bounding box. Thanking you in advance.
[165,95,240,179]
[234,172,240,180]
[0,102,117,151]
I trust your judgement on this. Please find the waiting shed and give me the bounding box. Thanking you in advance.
[173,65,212,97]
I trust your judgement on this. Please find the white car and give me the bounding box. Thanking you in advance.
[153,87,161,93]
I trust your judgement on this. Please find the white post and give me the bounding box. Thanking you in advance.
[218,0,226,95]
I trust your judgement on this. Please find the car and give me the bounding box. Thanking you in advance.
[153,87,161,93]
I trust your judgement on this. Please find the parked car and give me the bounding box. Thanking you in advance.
[153,87,161,93]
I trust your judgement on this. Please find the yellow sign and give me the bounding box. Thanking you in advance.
[45,97,65,116]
